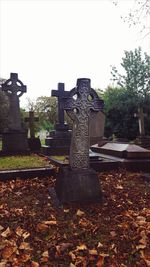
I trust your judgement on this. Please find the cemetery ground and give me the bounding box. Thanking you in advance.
[0,169,150,267]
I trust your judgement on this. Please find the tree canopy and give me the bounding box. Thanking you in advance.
[104,47,150,140]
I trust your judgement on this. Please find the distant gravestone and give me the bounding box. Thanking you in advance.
[89,111,105,145]
[25,111,39,138]
[51,83,69,130]
[2,73,29,153]
[55,78,104,203]
[25,111,41,151]
[42,83,71,155]
[134,107,145,136]
[134,107,150,148]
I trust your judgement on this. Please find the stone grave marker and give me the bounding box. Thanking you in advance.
[51,82,69,130]
[2,73,29,153]
[25,111,41,151]
[134,107,150,148]
[89,110,106,145]
[42,83,71,155]
[55,78,104,203]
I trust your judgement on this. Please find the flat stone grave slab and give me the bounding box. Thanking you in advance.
[0,167,54,181]
[47,152,119,173]
[92,142,150,158]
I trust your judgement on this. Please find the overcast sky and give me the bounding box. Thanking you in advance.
[0,0,150,108]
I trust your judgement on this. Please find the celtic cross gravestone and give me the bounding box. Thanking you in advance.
[55,78,104,203]
[2,73,26,131]
[2,73,29,153]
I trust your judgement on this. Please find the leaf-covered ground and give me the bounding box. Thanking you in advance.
[0,169,150,267]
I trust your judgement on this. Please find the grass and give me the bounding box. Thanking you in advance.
[0,154,50,170]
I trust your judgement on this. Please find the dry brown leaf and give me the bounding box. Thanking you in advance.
[31,261,40,267]
[97,242,103,248]
[64,209,70,213]
[69,251,76,261]
[96,256,104,267]
[76,244,87,251]
[110,231,117,237]
[89,249,98,255]
[19,242,31,250]
[15,226,24,236]
[141,250,150,266]
[0,225,4,231]
[42,250,49,257]
[76,209,85,216]
[136,244,146,250]
[18,253,31,262]
[2,245,17,259]
[42,220,57,225]
[36,223,49,232]
[0,262,7,267]
[99,253,109,257]
[70,263,76,267]
[118,222,129,229]
[56,242,73,254]
[22,231,30,239]
[1,227,11,237]
[115,185,123,189]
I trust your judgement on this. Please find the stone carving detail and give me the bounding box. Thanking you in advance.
[64,78,104,169]
[2,73,26,131]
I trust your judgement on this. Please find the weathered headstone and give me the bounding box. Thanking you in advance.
[89,110,106,145]
[55,78,104,203]
[134,107,150,148]
[42,83,71,155]
[134,107,145,136]
[25,111,41,151]
[2,73,29,153]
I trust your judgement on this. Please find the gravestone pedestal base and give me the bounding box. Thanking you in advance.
[55,166,102,203]
[135,135,150,149]
[27,137,41,152]
[42,124,71,155]
[2,131,29,153]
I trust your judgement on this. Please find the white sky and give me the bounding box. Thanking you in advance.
[0,0,150,108]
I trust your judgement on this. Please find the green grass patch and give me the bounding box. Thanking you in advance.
[52,155,67,161]
[0,154,50,170]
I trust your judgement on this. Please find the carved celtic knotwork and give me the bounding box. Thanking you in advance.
[64,78,104,170]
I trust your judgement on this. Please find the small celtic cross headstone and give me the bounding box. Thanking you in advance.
[2,73,26,131]
[55,78,104,203]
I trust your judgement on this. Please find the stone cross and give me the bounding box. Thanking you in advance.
[25,111,39,138]
[134,107,145,136]
[51,83,69,125]
[2,73,26,131]
[64,78,104,170]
